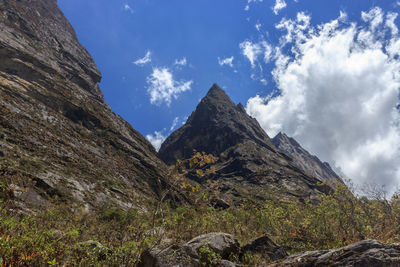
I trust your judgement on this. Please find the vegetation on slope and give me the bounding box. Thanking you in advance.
[1,154,400,266]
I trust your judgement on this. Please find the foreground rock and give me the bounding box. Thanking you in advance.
[139,232,240,267]
[271,239,400,267]
[241,236,287,262]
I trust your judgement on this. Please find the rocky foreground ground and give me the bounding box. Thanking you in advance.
[140,232,400,267]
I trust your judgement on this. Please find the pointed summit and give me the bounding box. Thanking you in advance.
[160,84,274,163]
[203,83,233,103]
[159,84,330,203]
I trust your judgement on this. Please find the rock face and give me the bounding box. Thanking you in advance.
[272,132,343,186]
[271,239,400,267]
[159,84,330,203]
[139,232,240,267]
[241,236,287,262]
[0,0,173,209]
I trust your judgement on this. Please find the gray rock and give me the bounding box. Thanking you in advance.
[271,239,400,266]
[272,132,343,187]
[241,235,287,261]
[186,232,240,259]
[139,232,240,267]
[0,0,182,210]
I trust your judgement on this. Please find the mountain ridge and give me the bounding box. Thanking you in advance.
[272,132,343,186]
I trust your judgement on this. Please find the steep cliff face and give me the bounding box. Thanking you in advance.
[160,84,330,204]
[272,132,343,186]
[0,0,171,210]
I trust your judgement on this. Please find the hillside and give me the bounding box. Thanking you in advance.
[0,0,175,211]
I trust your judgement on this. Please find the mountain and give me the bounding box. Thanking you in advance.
[159,84,330,204]
[0,0,175,210]
[272,132,343,186]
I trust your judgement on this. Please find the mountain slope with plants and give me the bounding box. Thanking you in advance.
[0,0,177,211]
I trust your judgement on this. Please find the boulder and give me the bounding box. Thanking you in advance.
[271,239,400,266]
[186,232,240,259]
[241,235,287,261]
[139,232,240,267]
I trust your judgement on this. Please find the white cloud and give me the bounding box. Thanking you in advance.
[147,67,192,106]
[386,12,399,36]
[246,9,400,194]
[275,12,311,46]
[361,7,383,31]
[174,57,187,66]
[240,41,263,68]
[170,117,179,131]
[147,116,184,150]
[146,131,166,151]
[134,50,151,66]
[124,4,133,14]
[218,56,234,67]
[273,0,287,15]
[245,0,264,11]
[239,40,272,67]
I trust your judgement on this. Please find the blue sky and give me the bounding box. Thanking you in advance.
[59,0,400,193]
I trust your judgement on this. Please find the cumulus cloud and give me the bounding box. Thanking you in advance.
[147,67,192,106]
[134,50,151,66]
[275,12,311,46]
[174,57,187,66]
[386,12,399,36]
[146,131,166,151]
[361,7,383,31]
[246,8,400,193]
[218,56,234,67]
[273,0,287,15]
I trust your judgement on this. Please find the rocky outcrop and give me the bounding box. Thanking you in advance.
[272,132,343,187]
[271,239,400,267]
[241,236,287,262]
[140,233,400,267]
[0,0,174,210]
[159,84,330,204]
[139,232,240,267]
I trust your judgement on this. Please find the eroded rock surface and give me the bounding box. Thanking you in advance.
[241,235,287,262]
[272,132,343,187]
[271,239,400,267]
[139,232,240,267]
[0,0,173,209]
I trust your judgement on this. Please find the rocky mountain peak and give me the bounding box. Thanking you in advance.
[160,84,274,165]
[202,83,234,105]
[160,84,330,203]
